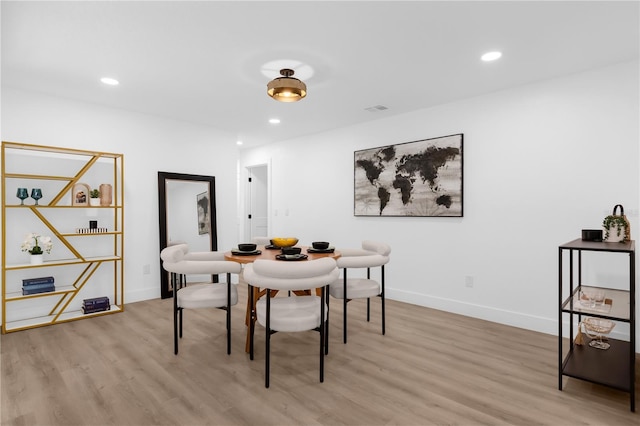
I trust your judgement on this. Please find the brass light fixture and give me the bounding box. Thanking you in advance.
[267,68,307,102]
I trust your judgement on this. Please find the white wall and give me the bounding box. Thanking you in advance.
[2,61,638,343]
[1,88,240,303]
[240,61,640,341]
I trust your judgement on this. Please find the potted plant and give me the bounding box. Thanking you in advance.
[21,232,53,264]
[89,189,101,206]
[602,215,628,242]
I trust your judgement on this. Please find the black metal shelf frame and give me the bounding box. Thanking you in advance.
[558,239,636,412]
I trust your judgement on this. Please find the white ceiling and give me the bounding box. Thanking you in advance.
[2,1,639,148]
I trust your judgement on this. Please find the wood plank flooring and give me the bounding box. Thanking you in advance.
[2,284,638,425]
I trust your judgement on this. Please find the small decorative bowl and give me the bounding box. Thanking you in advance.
[281,247,302,255]
[312,241,330,250]
[238,243,257,252]
[583,317,615,335]
[271,237,298,248]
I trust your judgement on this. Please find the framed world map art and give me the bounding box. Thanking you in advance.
[354,134,463,217]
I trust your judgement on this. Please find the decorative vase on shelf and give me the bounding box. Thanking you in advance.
[99,184,112,206]
[30,254,43,265]
[90,198,101,206]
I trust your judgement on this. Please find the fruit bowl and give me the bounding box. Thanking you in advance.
[270,237,298,248]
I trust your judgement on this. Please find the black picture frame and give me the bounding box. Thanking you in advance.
[354,133,463,217]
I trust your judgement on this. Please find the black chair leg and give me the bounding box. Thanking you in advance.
[173,272,179,355]
[381,265,385,335]
[226,273,232,355]
[265,289,271,388]
[343,271,348,344]
[325,288,330,355]
[367,268,371,322]
[320,285,325,383]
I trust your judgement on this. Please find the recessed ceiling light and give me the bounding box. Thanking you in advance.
[269,118,281,124]
[236,140,243,146]
[481,51,502,62]
[100,77,119,85]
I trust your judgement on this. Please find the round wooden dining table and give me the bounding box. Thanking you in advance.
[224,245,341,353]
[224,245,340,263]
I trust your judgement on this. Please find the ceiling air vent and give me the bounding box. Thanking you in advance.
[364,105,389,113]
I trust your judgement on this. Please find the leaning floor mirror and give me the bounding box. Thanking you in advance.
[158,171,217,299]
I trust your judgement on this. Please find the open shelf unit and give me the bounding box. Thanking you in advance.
[558,238,636,411]
[1,141,124,333]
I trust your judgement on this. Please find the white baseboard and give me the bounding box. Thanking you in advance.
[386,288,631,342]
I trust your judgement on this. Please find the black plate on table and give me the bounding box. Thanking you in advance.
[231,249,262,256]
[275,254,308,261]
[307,247,335,253]
[264,245,280,250]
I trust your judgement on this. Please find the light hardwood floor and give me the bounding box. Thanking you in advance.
[2,284,638,425]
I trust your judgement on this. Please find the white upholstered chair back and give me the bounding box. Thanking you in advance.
[243,257,338,388]
[251,236,272,245]
[330,240,390,343]
[160,244,242,355]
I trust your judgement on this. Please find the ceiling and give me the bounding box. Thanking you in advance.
[2,1,639,148]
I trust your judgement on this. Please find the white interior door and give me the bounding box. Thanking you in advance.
[246,165,268,240]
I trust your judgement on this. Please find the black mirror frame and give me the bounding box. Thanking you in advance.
[158,171,217,299]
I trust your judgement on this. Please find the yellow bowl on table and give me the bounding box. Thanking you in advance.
[270,237,299,248]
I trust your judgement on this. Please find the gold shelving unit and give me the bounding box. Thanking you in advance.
[1,141,124,333]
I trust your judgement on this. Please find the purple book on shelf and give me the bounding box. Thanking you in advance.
[83,296,110,306]
[83,301,110,310]
[82,305,111,314]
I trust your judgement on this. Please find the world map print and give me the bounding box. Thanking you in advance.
[354,134,463,216]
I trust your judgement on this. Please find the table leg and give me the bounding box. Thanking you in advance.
[245,285,258,353]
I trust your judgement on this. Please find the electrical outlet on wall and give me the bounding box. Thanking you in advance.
[465,275,474,288]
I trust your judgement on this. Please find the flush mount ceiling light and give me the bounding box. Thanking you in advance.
[267,68,307,102]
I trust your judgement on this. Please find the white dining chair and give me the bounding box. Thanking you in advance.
[251,236,272,245]
[160,244,242,355]
[330,240,390,343]
[243,257,339,388]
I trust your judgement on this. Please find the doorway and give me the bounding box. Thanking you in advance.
[245,164,268,241]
